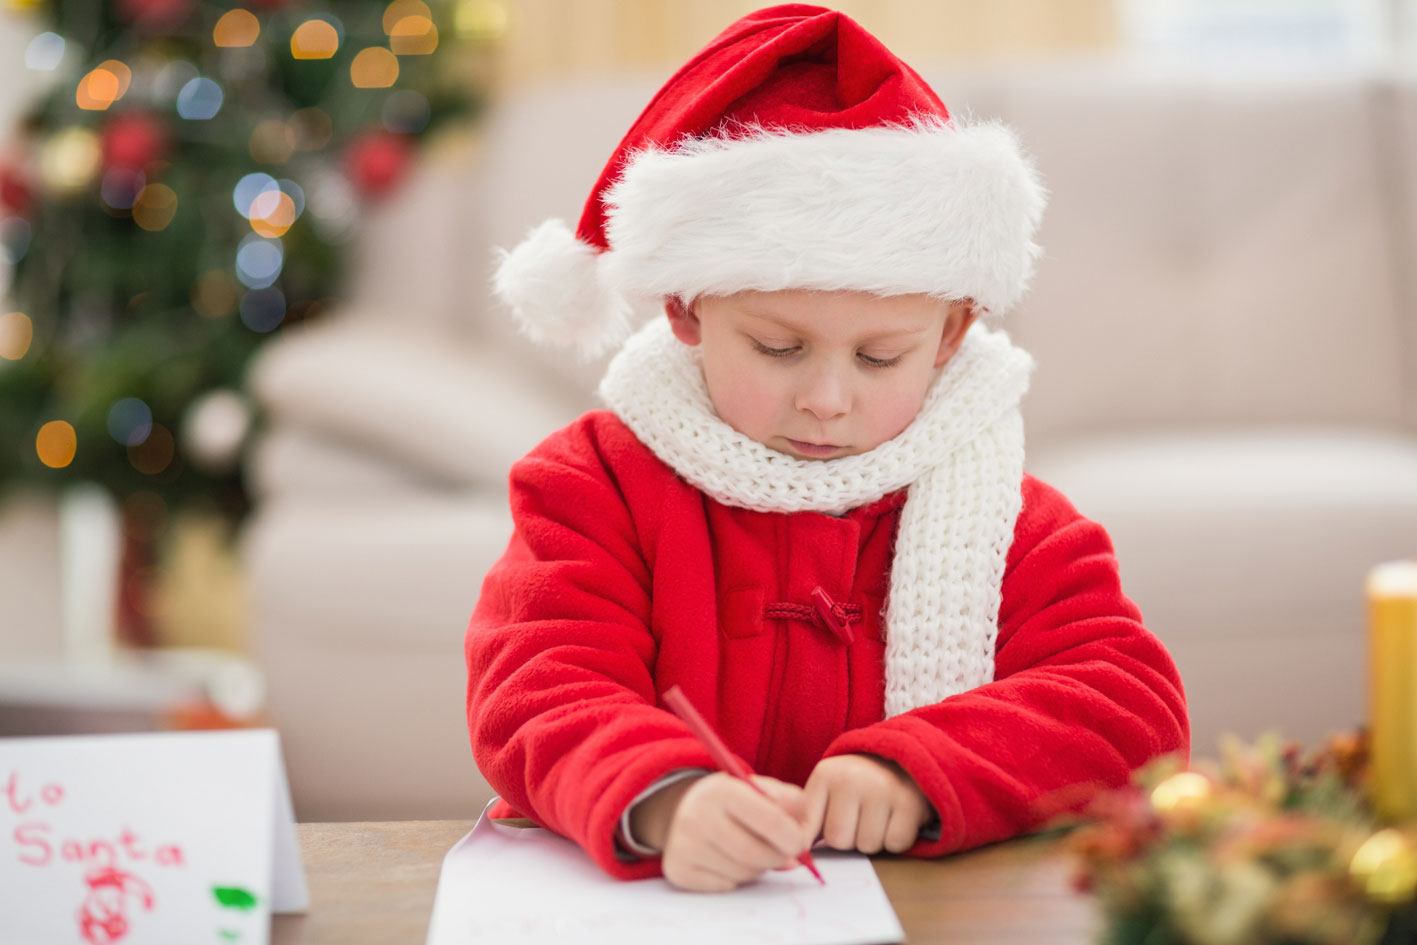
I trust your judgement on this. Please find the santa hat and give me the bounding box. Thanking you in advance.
[494,4,1047,360]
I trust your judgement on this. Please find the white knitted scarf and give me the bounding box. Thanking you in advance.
[598,318,1035,716]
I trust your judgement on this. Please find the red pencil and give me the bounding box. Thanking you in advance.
[662,685,826,885]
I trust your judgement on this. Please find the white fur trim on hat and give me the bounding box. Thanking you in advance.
[492,218,634,361]
[602,116,1046,314]
[493,116,1046,358]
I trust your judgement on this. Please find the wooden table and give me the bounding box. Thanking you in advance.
[272,821,1099,944]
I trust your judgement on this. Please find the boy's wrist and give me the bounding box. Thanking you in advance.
[626,772,706,854]
[619,768,710,857]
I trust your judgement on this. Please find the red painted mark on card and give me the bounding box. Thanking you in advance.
[77,866,155,945]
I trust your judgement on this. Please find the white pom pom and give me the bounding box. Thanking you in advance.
[492,218,634,361]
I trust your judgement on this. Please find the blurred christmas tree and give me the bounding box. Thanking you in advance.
[0,0,498,528]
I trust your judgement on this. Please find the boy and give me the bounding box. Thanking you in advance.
[467,4,1188,892]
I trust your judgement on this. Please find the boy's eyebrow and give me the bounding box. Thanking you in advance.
[738,309,931,342]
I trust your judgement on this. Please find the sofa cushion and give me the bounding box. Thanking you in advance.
[943,68,1409,439]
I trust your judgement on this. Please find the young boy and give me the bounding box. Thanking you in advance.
[467,4,1188,892]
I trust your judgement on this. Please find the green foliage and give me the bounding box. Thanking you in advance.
[0,0,485,520]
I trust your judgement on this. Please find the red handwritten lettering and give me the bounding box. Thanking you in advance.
[14,821,52,866]
[11,822,185,870]
[4,772,65,816]
[5,771,30,814]
[119,827,143,861]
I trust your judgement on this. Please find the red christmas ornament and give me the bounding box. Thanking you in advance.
[116,0,194,30]
[344,131,412,198]
[0,163,33,215]
[101,112,169,171]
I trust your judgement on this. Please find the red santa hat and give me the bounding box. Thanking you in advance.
[494,3,1047,360]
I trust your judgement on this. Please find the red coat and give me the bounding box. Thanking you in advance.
[466,410,1189,880]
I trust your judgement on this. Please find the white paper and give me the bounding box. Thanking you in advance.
[0,728,307,945]
[425,802,904,945]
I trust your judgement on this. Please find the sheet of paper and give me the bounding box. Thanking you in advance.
[0,728,307,945]
[425,802,904,945]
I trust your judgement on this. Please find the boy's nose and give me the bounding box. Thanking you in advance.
[794,364,850,421]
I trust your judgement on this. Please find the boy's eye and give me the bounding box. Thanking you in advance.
[858,352,904,368]
[751,339,799,358]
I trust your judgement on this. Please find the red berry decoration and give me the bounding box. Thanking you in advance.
[344,131,412,198]
[0,163,33,215]
[115,0,194,30]
[101,112,169,171]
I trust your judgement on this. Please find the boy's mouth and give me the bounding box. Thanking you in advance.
[785,438,845,458]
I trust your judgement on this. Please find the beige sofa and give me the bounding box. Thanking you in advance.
[243,64,1417,822]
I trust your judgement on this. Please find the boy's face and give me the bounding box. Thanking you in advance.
[665,289,977,461]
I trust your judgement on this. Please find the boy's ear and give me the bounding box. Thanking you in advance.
[664,295,703,346]
[933,299,979,367]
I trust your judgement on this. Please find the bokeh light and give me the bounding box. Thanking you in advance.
[249,191,297,238]
[390,16,438,55]
[25,32,65,71]
[240,287,286,333]
[133,184,178,231]
[128,423,174,475]
[307,170,357,240]
[192,269,240,318]
[233,172,279,216]
[100,60,133,97]
[176,77,223,120]
[454,0,508,42]
[39,127,101,195]
[350,47,399,88]
[277,179,306,217]
[77,62,129,111]
[382,89,430,133]
[107,397,153,446]
[249,119,295,164]
[383,0,431,33]
[100,167,146,210]
[0,311,33,360]
[291,19,340,59]
[36,420,77,469]
[154,60,198,101]
[214,9,260,47]
[235,235,283,288]
[0,217,32,263]
[289,107,333,151]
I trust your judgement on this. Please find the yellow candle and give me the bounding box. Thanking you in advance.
[1369,560,1417,823]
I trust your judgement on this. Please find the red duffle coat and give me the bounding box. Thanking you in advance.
[465,410,1189,880]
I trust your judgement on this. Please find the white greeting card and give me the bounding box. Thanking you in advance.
[425,801,904,945]
[0,728,307,945]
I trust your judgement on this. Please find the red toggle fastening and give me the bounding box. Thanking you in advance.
[811,586,855,645]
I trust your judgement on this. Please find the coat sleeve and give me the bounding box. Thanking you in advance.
[465,415,715,879]
[821,474,1189,856]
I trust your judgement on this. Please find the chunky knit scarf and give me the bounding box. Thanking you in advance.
[598,318,1034,716]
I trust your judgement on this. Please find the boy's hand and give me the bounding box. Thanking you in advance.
[630,772,812,892]
[803,754,932,854]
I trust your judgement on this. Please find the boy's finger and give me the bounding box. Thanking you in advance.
[822,792,861,850]
[726,787,810,861]
[854,799,891,854]
[704,811,794,873]
[883,807,921,854]
[802,777,829,846]
[753,776,809,822]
